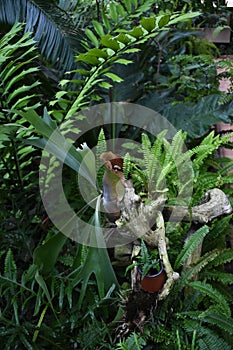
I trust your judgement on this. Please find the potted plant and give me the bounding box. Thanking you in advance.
[127,240,166,293]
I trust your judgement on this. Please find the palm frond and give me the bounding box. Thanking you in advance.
[0,0,83,73]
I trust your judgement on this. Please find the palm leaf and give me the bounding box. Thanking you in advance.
[0,0,83,73]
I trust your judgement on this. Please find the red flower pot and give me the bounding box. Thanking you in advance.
[139,263,166,293]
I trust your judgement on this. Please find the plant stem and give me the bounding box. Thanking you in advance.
[32,303,49,343]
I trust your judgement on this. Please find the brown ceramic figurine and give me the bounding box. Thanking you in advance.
[100,151,125,222]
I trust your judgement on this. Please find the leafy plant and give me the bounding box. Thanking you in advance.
[115,331,147,350]
[0,0,83,74]
[127,240,161,278]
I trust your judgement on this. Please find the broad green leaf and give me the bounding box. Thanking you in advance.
[124,48,141,53]
[117,33,132,45]
[168,12,201,26]
[76,53,99,66]
[98,81,113,89]
[128,26,144,38]
[71,196,119,309]
[141,16,156,32]
[33,232,67,275]
[85,28,99,47]
[56,91,67,99]
[104,72,123,83]
[18,110,96,187]
[88,47,108,59]
[115,58,133,65]
[93,20,105,37]
[100,35,119,51]
[158,14,171,28]
[124,0,132,12]
[116,3,126,17]
[109,2,119,23]
[101,10,111,31]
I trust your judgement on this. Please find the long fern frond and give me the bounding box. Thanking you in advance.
[174,225,209,270]
[187,280,231,316]
[200,308,233,335]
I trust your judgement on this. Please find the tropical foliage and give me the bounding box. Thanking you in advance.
[0,0,233,349]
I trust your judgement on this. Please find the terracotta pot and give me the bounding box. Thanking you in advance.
[139,262,166,293]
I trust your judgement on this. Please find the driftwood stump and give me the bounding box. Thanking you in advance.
[114,185,232,318]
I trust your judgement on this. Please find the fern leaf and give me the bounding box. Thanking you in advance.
[188,281,231,317]
[184,319,232,350]
[201,270,233,285]
[4,249,17,281]
[123,152,131,179]
[96,128,107,189]
[174,225,209,269]
[179,250,221,289]
[200,309,233,335]
[198,328,232,350]
[208,248,233,268]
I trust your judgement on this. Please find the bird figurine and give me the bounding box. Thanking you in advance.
[100,151,125,222]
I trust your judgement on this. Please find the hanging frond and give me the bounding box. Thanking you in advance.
[0,0,83,73]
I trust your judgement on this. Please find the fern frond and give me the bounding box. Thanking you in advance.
[96,128,107,189]
[4,249,17,281]
[183,319,232,350]
[151,130,168,164]
[178,250,220,288]
[203,215,232,252]
[208,248,233,268]
[200,308,233,335]
[174,225,209,270]
[123,152,131,179]
[201,270,233,285]
[187,281,231,316]
[116,331,146,350]
[198,327,232,350]
[96,128,107,165]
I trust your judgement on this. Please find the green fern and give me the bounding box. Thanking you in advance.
[115,331,146,350]
[174,225,209,270]
[200,308,233,335]
[201,270,233,285]
[207,248,233,268]
[96,128,107,189]
[183,319,232,350]
[175,250,220,292]
[4,248,17,281]
[187,280,231,317]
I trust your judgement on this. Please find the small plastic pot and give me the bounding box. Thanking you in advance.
[139,262,166,293]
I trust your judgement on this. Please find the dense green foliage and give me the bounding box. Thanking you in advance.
[0,1,233,349]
